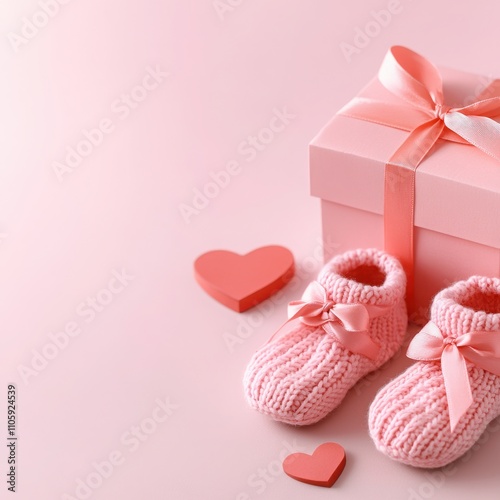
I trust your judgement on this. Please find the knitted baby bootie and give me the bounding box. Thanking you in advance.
[369,276,500,468]
[243,248,407,425]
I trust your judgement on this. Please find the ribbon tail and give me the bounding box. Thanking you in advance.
[264,317,294,346]
[389,118,445,168]
[325,323,380,361]
[265,304,308,345]
[267,295,328,346]
[287,301,324,322]
[445,112,500,162]
[441,345,473,433]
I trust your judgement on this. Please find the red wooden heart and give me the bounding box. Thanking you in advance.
[283,442,346,488]
[194,245,294,312]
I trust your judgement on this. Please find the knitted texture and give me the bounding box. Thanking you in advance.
[243,248,407,425]
[369,276,500,468]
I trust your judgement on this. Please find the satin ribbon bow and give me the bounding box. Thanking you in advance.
[279,281,387,360]
[407,321,500,432]
[343,45,500,159]
[341,46,500,303]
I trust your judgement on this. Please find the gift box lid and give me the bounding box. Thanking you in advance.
[310,66,500,248]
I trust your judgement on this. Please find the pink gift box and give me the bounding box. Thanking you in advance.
[310,64,500,324]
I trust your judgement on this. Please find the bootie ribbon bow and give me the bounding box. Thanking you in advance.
[270,281,388,361]
[407,321,500,432]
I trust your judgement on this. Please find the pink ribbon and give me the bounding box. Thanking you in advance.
[270,281,387,360]
[341,46,500,305]
[407,321,500,432]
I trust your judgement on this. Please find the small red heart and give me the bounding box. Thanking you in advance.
[194,245,294,312]
[283,442,346,488]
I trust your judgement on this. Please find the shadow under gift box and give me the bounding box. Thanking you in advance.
[310,66,500,324]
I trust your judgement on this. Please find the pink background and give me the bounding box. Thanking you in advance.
[1,0,500,499]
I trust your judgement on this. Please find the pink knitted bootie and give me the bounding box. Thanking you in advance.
[243,248,407,425]
[369,276,500,468]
